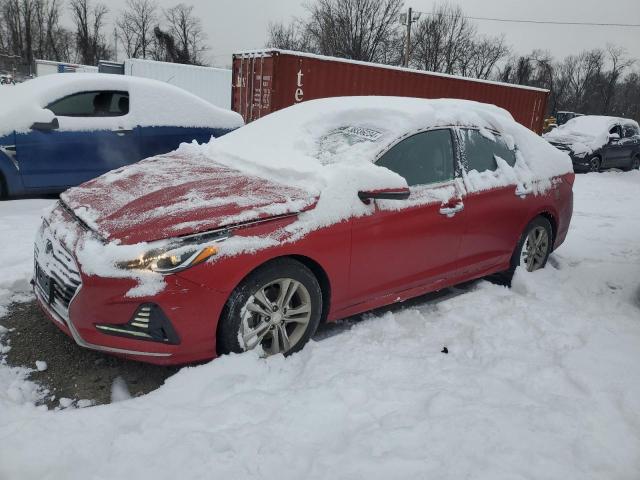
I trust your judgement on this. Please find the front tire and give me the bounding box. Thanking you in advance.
[217,258,322,357]
[588,155,601,172]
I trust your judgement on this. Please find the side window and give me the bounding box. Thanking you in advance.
[609,125,622,138]
[46,91,129,117]
[459,128,516,173]
[376,129,454,187]
[623,124,638,138]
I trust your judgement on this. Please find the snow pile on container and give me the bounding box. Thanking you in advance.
[544,115,638,156]
[0,73,243,138]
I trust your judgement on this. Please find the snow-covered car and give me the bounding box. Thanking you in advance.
[0,74,243,198]
[0,74,15,85]
[33,97,574,365]
[544,115,640,172]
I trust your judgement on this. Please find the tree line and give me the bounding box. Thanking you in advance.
[0,0,207,72]
[269,0,640,120]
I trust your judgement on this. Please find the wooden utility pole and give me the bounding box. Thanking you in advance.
[404,7,412,67]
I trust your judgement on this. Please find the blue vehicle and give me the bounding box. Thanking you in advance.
[0,74,243,198]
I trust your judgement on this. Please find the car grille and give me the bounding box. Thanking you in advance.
[34,226,82,323]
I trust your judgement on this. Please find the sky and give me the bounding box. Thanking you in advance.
[92,0,640,68]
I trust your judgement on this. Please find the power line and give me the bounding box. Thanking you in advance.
[416,11,640,28]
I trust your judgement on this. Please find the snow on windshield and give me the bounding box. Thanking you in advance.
[0,73,243,138]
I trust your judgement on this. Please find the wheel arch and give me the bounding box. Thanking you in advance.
[533,210,557,248]
[0,153,24,198]
[218,253,333,327]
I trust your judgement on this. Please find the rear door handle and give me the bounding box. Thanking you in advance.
[515,185,534,197]
[439,202,464,217]
[113,129,132,136]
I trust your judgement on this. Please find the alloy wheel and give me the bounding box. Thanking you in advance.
[519,226,550,272]
[240,278,312,355]
[632,157,640,170]
[589,157,600,172]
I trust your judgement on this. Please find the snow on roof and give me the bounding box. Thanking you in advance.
[544,115,639,156]
[0,73,242,137]
[206,96,568,186]
[235,49,550,94]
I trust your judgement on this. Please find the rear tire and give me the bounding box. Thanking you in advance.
[631,155,640,171]
[493,216,553,285]
[0,174,6,200]
[217,258,322,357]
[588,155,601,172]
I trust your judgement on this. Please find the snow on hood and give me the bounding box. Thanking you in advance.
[54,96,572,296]
[544,115,637,156]
[61,151,317,244]
[0,73,243,137]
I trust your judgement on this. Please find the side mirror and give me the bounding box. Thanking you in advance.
[608,133,620,143]
[31,117,59,132]
[358,187,410,203]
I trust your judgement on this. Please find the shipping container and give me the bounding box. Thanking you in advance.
[232,50,549,134]
[124,58,232,109]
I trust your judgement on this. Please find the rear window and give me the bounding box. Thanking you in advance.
[318,126,385,163]
[46,91,129,117]
[459,128,516,172]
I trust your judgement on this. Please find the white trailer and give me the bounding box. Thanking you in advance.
[35,59,98,76]
[124,58,232,109]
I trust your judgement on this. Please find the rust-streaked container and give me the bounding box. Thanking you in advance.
[232,49,549,134]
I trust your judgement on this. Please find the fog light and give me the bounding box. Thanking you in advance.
[95,303,180,344]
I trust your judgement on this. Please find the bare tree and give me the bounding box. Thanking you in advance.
[0,0,73,74]
[154,3,206,64]
[116,0,157,59]
[304,0,404,62]
[267,20,315,52]
[411,4,476,74]
[599,45,634,114]
[69,0,111,64]
[458,35,510,80]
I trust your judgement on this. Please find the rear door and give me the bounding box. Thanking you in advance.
[618,123,640,168]
[348,128,467,306]
[455,128,528,276]
[16,90,138,190]
[603,124,627,168]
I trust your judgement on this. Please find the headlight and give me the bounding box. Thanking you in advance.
[120,230,229,274]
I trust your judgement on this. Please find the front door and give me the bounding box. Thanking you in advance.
[349,128,467,307]
[16,90,139,190]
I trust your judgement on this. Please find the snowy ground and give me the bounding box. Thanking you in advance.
[1,172,639,479]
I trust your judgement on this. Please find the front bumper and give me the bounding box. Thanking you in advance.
[33,212,230,365]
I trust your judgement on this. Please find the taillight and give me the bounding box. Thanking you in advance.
[564,172,575,187]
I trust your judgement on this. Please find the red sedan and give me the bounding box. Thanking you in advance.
[33,97,574,364]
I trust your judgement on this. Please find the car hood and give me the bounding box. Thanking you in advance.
[60,151,318,245]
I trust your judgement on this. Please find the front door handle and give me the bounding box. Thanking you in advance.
[439,201,464,217]
[113,128,132,136]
